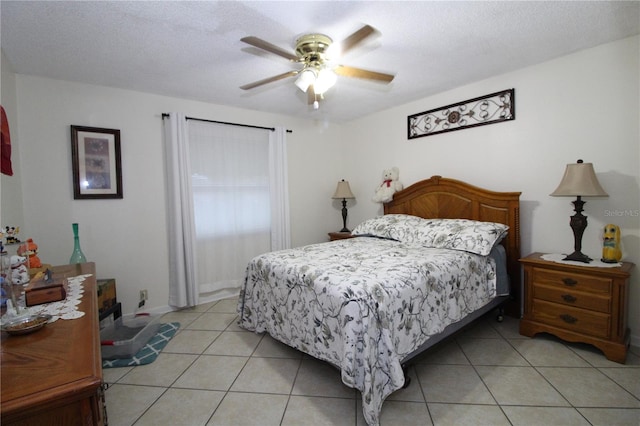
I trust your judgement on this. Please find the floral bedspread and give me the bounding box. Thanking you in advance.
[237,236,498,426]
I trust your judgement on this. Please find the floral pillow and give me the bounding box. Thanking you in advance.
[408,218,509,255]
[352,214,423,240]
[353,215,508,256]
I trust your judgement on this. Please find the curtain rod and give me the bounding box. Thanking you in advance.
[161,113,292,133]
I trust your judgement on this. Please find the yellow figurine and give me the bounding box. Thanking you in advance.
[601,224,622,263]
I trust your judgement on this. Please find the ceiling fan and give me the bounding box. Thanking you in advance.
[239,25,395,109]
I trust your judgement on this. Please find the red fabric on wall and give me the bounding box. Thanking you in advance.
[1,105,13,176]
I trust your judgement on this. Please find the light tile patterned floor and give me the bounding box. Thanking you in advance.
[103,298,640,426]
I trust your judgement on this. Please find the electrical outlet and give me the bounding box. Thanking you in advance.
[138,289,148,309]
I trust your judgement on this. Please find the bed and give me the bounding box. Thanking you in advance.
[237,175,521,425]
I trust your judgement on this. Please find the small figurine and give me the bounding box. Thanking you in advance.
[4,226,20,244]
[601,223,622,263]
[10,255,29,285]
[17,238,43,269]
[0,278,6,307]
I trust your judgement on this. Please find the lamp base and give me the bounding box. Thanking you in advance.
[563,251,592,263]
[339,198,350,234]
[563,196,591,263]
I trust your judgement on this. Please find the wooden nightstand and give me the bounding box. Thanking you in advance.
[328,232,354,241]
[519,252,634,363]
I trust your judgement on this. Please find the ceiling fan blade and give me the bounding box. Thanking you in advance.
[240,71,298,90]
[334,65,394,83]
[339,25,376,55]
[241,36,299,61]
[307,85,316,105]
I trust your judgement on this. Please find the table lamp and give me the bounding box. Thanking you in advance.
[332,179,355,232]
[550,159,608,263]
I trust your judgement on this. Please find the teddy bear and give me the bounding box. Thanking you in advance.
[17,238,42,269]
[10,255,30,285]
[372,167,404,203]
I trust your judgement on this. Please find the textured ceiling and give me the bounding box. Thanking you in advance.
[1,1,639,123]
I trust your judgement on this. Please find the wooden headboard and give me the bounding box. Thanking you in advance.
[384,175,522,317]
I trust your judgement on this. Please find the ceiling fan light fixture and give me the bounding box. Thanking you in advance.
[240,25,395,104]
[294,68,316,92]
[314,67,337,95]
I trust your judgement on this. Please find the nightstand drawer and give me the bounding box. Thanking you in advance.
[532,283,610,313]
[531,299,610,339]
[532,268,612,295]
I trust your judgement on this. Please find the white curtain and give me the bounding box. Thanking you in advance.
[269,127,291,251]
[163,114,289,307]
[163,113,199,308]
[189,120,271,298]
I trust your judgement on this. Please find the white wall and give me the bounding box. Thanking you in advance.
[343,36,640,345]
[10,76,345,315]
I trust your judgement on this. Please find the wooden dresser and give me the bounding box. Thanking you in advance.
[1,263,104,425]
[519,252,634,363]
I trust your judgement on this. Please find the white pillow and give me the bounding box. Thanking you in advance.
[353,215,508,256]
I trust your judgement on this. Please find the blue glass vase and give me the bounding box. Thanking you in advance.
[69,223,87,264]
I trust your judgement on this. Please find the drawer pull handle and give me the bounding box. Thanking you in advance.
[562,278,578,287]
[560,314,577,324]
[561,294,577,303]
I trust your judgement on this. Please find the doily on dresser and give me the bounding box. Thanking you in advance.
[541,253,622,268]
[17,274,93,322]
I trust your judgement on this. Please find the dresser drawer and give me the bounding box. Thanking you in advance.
[532,268,612,295]
[532,283,611,313]
[531,299,610,339]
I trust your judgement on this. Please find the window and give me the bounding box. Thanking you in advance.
[188,120,271,295]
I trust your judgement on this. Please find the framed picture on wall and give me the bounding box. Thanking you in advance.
[71,125,123,199]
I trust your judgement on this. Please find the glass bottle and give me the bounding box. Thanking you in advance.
[69,223,87,264]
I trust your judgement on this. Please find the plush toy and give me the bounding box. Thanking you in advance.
[372,167,404,203]
[10,255,30,285]
[601,223,622,263]
[17,238,42,269]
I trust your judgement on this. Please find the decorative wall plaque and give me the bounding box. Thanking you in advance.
[408,89,515,139]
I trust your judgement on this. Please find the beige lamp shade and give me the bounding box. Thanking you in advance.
[332,180,355,199]
[550,160,608,197]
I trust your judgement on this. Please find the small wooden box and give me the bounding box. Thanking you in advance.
[25,276,68,306]
[97,278,117,315]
